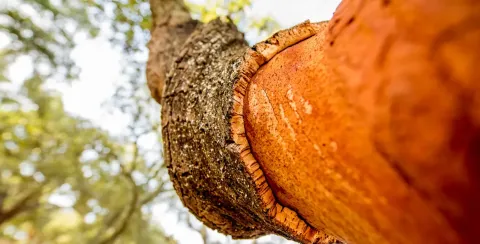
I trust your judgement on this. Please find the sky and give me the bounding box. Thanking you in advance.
[3,0,342,243]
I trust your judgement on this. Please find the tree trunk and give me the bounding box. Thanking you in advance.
[147,0,480,243]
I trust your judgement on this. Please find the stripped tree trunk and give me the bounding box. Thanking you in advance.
[146,0,480,243]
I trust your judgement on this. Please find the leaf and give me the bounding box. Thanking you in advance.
[0,97,18,105]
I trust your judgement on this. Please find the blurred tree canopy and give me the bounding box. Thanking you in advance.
[0,0,279,243]
[0,75,174,244]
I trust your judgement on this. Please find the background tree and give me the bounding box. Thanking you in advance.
[0,0,283,243]
[0,75,174,243]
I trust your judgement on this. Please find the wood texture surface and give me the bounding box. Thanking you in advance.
[245,0,480,243]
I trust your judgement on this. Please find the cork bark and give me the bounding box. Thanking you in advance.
[156,16,338,243]
[245,20,459,244]
[147,1,344,242]
[160,19,264,238]
[326,0,480,243]
[147,0,480,243]
[245,0,480,244]
[146,0,199,103]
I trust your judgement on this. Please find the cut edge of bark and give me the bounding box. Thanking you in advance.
[231,20,339,244]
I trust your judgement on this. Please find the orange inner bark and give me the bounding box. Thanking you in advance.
[243,33,460,244]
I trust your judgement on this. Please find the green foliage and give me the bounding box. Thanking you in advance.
[185,0,280,42]
[0,75,174,243]
[0,0,281,243]
[185,0,251,22]
[0,0,103,81]
[0,0,173,243]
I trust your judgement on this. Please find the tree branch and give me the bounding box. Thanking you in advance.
[147,0,200,103]
[149,0,191,27]
[140,183,165,205]
[0,187,41,225]
[98,172,138,244]
[0,191,7,212]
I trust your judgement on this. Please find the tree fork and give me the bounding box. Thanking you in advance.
[147,0,480,243]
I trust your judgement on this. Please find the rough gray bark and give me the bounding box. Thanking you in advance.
[161,19,267,237]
